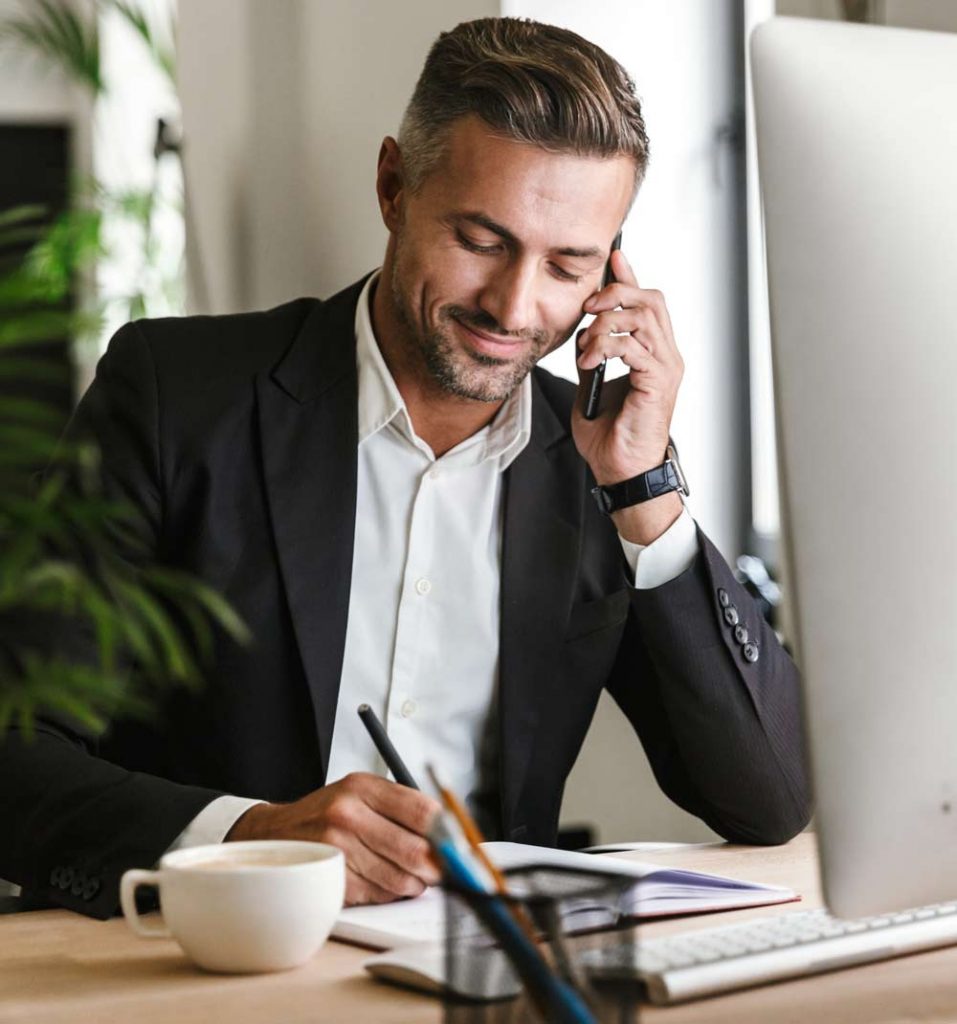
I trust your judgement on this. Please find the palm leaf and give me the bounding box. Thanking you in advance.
[0,205,48,233]
[0,0,103,95]
[103,0,175,84]
[0,358,70,385]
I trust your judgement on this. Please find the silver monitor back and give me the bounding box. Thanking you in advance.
[751,16,957,919]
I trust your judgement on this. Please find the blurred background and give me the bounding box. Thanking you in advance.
[2,0,954,847]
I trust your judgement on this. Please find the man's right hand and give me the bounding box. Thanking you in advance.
[224,772,442,905]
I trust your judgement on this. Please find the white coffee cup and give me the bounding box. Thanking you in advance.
[120,840,345,973]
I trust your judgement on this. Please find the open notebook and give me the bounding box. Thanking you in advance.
[334,841,799,949]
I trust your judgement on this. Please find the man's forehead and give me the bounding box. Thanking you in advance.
[422,117,633,245]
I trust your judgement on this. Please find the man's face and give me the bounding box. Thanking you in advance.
[382,116,635,403]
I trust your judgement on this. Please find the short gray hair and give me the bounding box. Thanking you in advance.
[398,18,650,199]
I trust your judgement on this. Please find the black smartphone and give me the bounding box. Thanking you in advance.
[583,229,623,420]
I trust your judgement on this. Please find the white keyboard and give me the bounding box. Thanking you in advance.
[582,902,957,1004]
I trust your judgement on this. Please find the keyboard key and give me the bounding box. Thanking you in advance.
[582,901,957,1005]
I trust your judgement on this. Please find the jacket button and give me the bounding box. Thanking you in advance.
[59,867,74,890]
[734,624,749,645]
[82,878,101,901]
[49,867,62,887]
[71,871,88,897]
[717,588,730,608]
[743,642,760,664]
[723,605,739,627]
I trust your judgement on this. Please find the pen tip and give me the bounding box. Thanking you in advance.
[357,703,370,713]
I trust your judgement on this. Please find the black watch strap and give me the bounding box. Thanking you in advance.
[591,447,689,515]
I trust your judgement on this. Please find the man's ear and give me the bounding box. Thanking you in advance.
[376,137,405,233]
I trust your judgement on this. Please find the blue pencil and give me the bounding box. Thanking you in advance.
[431,820,596,1024]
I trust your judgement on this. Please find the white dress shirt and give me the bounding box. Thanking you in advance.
[167,275,698,853]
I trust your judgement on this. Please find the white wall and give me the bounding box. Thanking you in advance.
[177,0,256,313]
[0,0,92,134]
[179,0,498,313]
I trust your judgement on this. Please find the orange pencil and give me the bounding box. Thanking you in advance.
[426,764,538,942]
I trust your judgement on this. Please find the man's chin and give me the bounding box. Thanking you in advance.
[433,360,529,403]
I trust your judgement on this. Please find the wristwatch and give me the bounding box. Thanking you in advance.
[591,443,690,515]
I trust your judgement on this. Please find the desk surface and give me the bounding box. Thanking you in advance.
[2,833,955,1024]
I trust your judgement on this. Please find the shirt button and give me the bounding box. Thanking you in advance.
[415,578,432,596]
[428,467,441,480]
[400,699,417,718]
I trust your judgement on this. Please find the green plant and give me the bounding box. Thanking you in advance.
[0,0,186,332]
[0,205,250,738]
[0,0,250,741]
[0,0,175,94]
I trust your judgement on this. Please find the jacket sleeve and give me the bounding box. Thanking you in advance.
[606,525,812,845]
[0,322,226,919]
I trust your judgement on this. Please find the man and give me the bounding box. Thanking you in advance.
[0,18,809,918]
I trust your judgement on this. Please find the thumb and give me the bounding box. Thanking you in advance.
[574,329,587,385]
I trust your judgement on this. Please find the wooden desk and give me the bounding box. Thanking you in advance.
[2,833,955,1023]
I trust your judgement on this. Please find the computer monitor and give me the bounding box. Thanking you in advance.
[751,16,957,919]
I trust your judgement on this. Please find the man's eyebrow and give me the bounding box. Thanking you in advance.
[452,211,605,260]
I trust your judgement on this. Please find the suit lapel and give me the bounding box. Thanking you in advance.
[255,279,368,779]
[498,373,584,836]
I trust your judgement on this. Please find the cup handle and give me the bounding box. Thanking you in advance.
[120,869,171,938]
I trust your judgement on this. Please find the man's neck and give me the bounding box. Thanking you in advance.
[370,276,505,458]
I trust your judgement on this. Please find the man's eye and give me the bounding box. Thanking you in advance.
[458,233,501,254]
[550,264,584,284]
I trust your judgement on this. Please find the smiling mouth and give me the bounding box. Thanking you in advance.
[453,316,527,355]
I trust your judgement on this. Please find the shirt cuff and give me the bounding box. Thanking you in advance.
[163,795,268,857]
[619,506,698,589]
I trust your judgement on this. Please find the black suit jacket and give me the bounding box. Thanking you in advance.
[0,277,810,919]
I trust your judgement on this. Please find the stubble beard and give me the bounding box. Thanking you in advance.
[389,260,556,404]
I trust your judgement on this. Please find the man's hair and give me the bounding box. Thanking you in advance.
[398,18,650,199]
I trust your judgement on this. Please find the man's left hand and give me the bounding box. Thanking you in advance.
[572,249,685,545]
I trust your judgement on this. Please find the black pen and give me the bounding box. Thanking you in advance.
[357,703,419,789]
[583,229,623,420]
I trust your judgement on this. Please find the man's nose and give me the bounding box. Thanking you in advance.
[477,260,537,336]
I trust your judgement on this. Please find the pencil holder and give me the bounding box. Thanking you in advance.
[442,863,643,1023]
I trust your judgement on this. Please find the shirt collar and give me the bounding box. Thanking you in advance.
[354,272,531,469]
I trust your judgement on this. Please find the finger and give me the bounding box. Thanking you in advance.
[325,779,440,886]
[577,329,661,374]
[610,247,639,288]
[574,329,591,386]
[355,832,431,898]
[329,810,433,897]
[357,773,442,837]
[333,819,425,900]
[582,307,664,357]
[344,866,400,907]
[617,256,678,353]
[585,282,664,316]
[342,798,440,887]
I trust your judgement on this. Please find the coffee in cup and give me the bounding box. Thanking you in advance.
[120,840,345,973]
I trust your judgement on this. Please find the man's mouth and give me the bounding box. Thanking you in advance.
[452,316,528,358]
